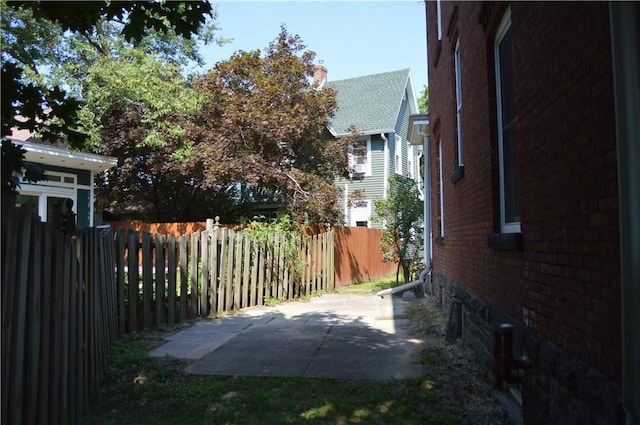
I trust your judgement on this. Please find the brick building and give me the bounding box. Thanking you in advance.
[421,2,639,424]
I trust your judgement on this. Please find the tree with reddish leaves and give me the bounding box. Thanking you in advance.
[191,27,357,225]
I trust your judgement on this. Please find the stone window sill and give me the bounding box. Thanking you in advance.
[488,232,522,251]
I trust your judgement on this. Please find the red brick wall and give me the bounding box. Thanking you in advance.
[426,0,620,383]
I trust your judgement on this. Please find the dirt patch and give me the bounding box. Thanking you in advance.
[405,295,514,425]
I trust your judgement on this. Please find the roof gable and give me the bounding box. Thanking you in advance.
[325,68,415,137]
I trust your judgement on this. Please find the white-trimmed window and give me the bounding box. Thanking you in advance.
[350,200,371,227]
[454,39,464,167]
[15,170,78,224]
[16,190,76,223]
[395,135,403,175]
[348,137,372,177]
[21,170,77,187]
[495,8,520,233]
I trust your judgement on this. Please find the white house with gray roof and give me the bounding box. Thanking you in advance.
[6,124,116,230]
[324,68,422,228]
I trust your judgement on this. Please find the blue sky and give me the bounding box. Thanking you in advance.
[193,1,428,93]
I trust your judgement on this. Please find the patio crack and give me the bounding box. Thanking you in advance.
[302,325,333,376]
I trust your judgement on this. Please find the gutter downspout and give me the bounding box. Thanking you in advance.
[376,279,421,297]
[382,133,389,198]
[609,3,640,424]
[420,129,432,270]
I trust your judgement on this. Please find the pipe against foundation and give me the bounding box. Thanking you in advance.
[376,279,421,297]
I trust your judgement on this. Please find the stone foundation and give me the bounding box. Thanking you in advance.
[430,272,624,425]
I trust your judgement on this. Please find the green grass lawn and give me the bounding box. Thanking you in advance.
[334,273,400,295]
[83,274,511,425]
[84,337,459,425]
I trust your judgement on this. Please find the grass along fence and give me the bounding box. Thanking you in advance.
[115,225,334,332]
[2,207,117,425]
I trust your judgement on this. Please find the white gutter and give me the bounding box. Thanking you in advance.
[328,127,395,138]
[420,128,432,269]
[11,138,117,172]
[408,114,432,270]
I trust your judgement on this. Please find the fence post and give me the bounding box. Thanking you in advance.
[204,216,215,312]
[127,230,139,332]
[218,228,229,314]
[307,235,313,294]
[330,230,335,291]
[200,231,209,317]
[7,212,33,425]
[155,234,165,327]
[25,216,42,425]
[264,234,272,301]
[190,233,199,318]
[257,241,265,306]
[142,232,153,329]
[324,231,329,291]
[210,227,218,314]
[68,231,80,422]
[242,234,251,308]
[179,235,188,322]
[225,230,234,311]
[273,234,280,299]
[313,233,319,292]
[251,238,259,306]
[37,223,54,424]
[167,235,177,325]
[233,232,242,310]
[115,228,126,334]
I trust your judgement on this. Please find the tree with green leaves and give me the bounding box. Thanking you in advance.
[418,85,429,114]
[85,50,239,221]
[1,0,232,221]
[2,5,353,224]
[190,27,357,225]
[1,0,215,141]
[373,175,424,284]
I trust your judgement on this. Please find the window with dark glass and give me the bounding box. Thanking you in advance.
[495,9,520,233]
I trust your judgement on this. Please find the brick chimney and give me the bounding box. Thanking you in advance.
[313,61,327,89]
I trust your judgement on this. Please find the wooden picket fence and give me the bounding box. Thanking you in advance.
[1,209,334,424]
[1,207,117,425]
[114,225,335,332]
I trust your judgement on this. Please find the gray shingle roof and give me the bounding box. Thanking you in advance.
[325,68,411,137]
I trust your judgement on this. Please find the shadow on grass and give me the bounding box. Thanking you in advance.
[83,295,511,425]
